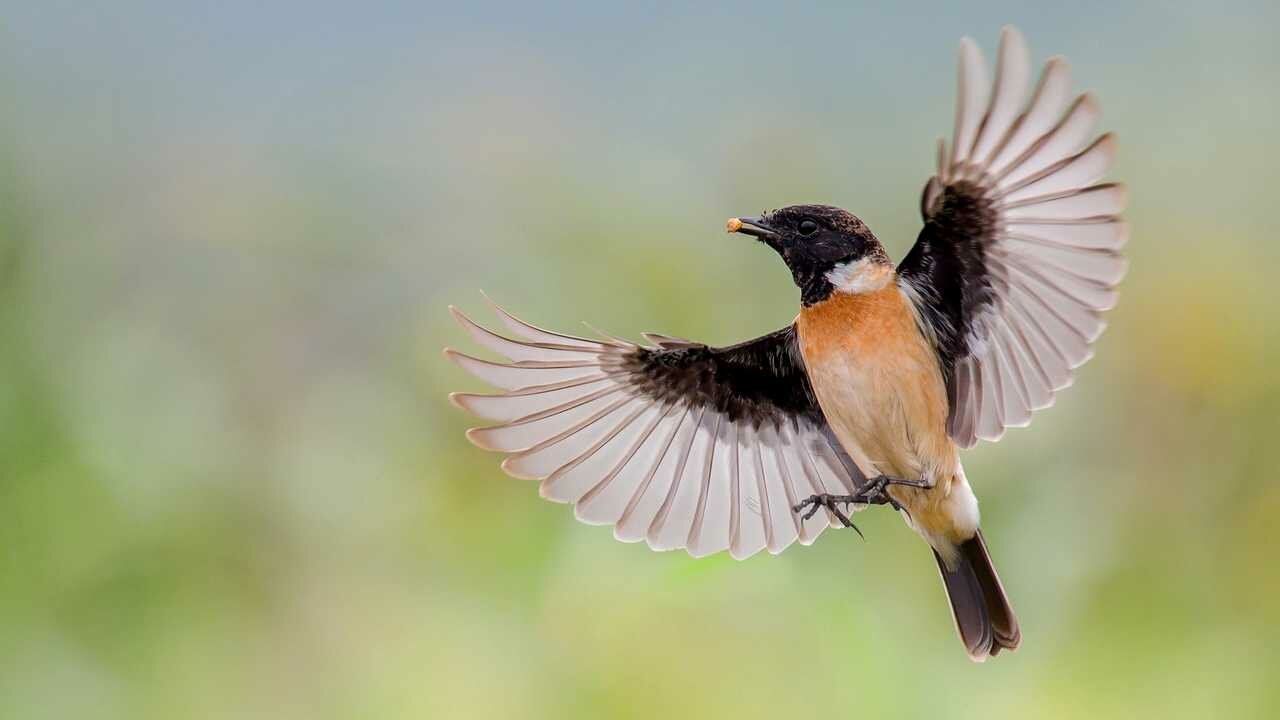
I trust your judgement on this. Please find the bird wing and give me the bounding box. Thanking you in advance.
[445,297,869,560]
[898,26,1128,448]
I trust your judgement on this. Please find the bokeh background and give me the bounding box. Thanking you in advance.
[2,2,1278,718]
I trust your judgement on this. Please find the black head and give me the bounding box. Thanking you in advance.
[727,205,889,305]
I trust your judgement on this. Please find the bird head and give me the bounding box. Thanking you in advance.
[727,204,890,305]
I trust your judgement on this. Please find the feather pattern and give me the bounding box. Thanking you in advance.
[900,25,1127,447]
[446,301,868,559]
[732,424,769,560]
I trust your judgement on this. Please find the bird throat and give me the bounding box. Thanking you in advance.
[825,257,894,295]
[801,257,893,306]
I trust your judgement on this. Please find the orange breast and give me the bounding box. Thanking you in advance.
[797,285,924,364]
[796,284,965,541]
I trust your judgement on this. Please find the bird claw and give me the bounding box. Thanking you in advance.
[791,494,865,539]
[791,476,934,537]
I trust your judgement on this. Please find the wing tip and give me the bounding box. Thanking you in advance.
[581,320,632,347]
[447,391,469,412]
[1111,257,1131,285]
[685,545,721,560]
[765,539,793,556]
[1005,417,1032,430]
[464,426,505,452]
[448,306,493,344]
[571,504,616,527]
[536,479,572,503]
[644,537,682,553]
[1114,218,1132,249]
[796,528,822,546]
[447,304,470,327]
[1111,182,1130,212]
[442,347,494,377]
[479,290,517,321]
[612,526,646,544]
[728,542,764,561]
[976,427,1007,443]
[998,25,1029,63]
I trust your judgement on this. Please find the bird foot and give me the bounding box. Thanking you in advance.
[852,474,932,512]
[791,494,864,539]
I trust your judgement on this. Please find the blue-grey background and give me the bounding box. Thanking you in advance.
[2,2,1277,718]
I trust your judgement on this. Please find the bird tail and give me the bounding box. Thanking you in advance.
[932,529,1021,662]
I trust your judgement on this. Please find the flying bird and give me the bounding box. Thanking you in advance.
[444,26,1127,661]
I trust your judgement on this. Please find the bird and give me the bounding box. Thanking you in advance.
[444,26,1127,662]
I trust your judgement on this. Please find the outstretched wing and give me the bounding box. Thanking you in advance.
[899,26,1128,448]
[445,298,868,560]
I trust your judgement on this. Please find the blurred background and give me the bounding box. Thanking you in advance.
[1,1,1277,718]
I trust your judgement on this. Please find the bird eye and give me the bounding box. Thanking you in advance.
[798,219,818,236]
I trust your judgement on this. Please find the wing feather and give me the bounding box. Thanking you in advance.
[449,375,616,423]
[483,293,611,348]
[450,307,604,362]
[614,406,694,543]
[648,409,717,552]
[443,350,605,390]
[901,27,1127,447]
[987,56,1073,171]
[500,395,635,478]
[466,386,624,454]
[542,400,653,505]
[970,26,1032,167]
[576,403,679,525]
[732,424,770,560]
[447,299,876,558]
[688,415,734,558]
[758,423,802,554]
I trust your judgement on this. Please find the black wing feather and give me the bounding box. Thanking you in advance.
[899,182,1003,384]
[621,325,826,429]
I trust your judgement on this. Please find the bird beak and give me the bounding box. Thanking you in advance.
[726,216,779,239]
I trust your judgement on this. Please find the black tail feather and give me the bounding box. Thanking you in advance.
[933,529,1020,662]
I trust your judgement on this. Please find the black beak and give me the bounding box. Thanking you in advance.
[726,216,779,240]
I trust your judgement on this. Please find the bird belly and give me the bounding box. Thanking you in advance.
[796,286,977,551]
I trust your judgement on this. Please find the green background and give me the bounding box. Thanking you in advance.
[2,2,1277,718]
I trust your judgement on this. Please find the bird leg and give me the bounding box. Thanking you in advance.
[791,494,865,539]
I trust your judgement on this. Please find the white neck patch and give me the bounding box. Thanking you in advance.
[825,257,892,294]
